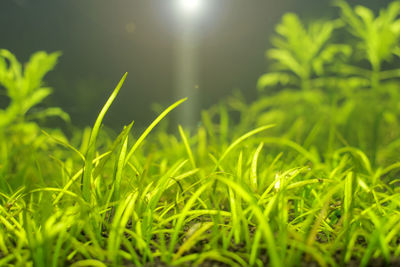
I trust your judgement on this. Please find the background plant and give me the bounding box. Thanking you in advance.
[0,50,69,192]
[334,0,400,164]
[228,1,400,166]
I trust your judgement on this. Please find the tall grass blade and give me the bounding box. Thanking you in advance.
[82,73,128,202]
[125,98,187,163]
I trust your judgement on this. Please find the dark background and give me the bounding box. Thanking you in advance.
[0,0,392,129]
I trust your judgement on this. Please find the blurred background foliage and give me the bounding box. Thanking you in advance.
[0,49,70,191]
[221,0,400,166]
[1,1,400,190]
[0,0,394,129]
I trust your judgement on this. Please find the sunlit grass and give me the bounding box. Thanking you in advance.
[2,1,400,266]
[1,72,399,266]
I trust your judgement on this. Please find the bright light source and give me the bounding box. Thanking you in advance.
[179,0,202,14]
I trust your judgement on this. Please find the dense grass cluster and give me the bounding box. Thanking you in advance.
[1,1,400,266]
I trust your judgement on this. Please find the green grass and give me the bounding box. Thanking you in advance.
[1,1,400,266]
[0,72,399,266]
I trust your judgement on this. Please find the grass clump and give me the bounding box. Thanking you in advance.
[1,1,400,266]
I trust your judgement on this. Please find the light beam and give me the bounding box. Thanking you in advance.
[174,0,204,127]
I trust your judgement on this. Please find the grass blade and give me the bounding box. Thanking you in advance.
[82,72,128,202]
[125,98,187,163]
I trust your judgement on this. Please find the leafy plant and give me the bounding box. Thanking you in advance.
[332,1,400,163]
[257,13,350,92]
[236,1,400,166]
[335,0,400,89]
[0,49,69,129]
[0,50,69,192]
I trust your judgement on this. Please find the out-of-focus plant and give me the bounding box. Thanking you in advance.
[229,1,400,166]
[335,0,400,89]
[257,13,350,92]
[232,14,350,152]
[0,49,69,128]
[0,49,69,192]
[333,1,400,164]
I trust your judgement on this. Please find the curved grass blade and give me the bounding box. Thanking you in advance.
[41,129,85,162]
[250,142,264,190]
[173,222,214,261]
[168,181,213,262]
[216,176,281,267]
[107,192,138,264]
[214,124,275,171]
[125,98,187,163]
[82,73,128,202]
[113,121,134,203]
[178,125,196,169]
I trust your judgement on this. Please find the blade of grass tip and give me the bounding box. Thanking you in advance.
[51,229,67,267]
[305,184,342,251]
[172,254,201,266]
[250,142,264,191]
[178,125,196,169]
[0,255,15,266]
[262,137,319,164]
[382,161,400,176]
[168,181,213,263]
[335,147,372,175]
[385,216,400,245]
[108,192,138,264]
[215,124,275,171]
[82,72,128,202]
[201,110,216,144]
[125,98,187,163]
[79,127,91,155]
[228,186,241,244]
[193,250,240,267]
[197,125,207,163]
[165,168,200,191]
[113,121,134,203]
[71,259,107,267]
[0,227,8,254]
[173,222,214,261]
[236,150,243,180]
[93,120,134,179]
[233,150,243,244]
[113,135,129,203]
[344,229,360,263]
[249,228,262,266]
[344,172,353,228]
[121,237,141,266]
[363,209,390,264]
[139,160,189,254]
[219,103,229,145]
[41,130,85,162]
[216,176,281,267]
[53,152,110,205]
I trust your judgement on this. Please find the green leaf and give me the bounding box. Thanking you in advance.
[24,51,61,95]
[21,87,52,115]
[26,107,71,122]
[82,72,128,202]
[257,72,297,91]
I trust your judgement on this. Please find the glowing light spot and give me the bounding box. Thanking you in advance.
[274,173,281,190]
[179,0,202,14]
[275,180,280,190]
